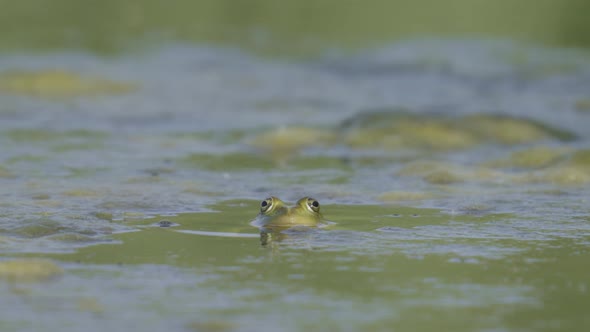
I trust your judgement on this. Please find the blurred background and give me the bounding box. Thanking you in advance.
[2,0,590,55]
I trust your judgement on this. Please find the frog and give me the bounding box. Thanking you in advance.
[251,196,322,229]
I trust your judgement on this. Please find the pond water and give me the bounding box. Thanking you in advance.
[1,40,590,331]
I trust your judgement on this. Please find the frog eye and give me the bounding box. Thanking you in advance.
[307,198,320,212]
[260,197,273,212]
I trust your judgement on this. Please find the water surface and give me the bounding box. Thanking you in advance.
[1,40,590,331]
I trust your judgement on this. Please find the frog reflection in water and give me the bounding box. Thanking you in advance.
[251,196,323,245]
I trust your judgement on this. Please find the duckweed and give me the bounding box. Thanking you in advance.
[93,212,113,221]
[289,156,351,170]
[461,114,575,143]
[396,161,450,176]
[12,221,65,238]
[62,189,99,197]
[423,170,464,185]
[0,70,137,98]
[248,126,337,160]
[76,297,105,314]
[486,147,569,169]
[397,161,503,184]
[569,149,590,167]
[46,233,97,243]
[345,119,477,151]
[181,153,275,171]
[186,320,235,332]
[339,110,575,152]
[0,259,63,282]
[377,191,435,202]
[536,166,590,185]
[5,129,107,142]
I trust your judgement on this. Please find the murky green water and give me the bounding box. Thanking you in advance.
[1,19,590,332]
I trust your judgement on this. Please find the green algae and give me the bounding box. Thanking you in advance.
[377,191,436,202]
[5,155,48,164]
[486,147,570,169]
[65,167,107,178]
[507,149,590,186]
[0,259,63,282]
[396,160,502,184]
[181,152,275,171]
[5,129,107,143]
[339,110,576,152]
[31,193,51,200]
[248,126,337,156]
[180,152,350,172]
[93,212,114,221]
[186,320,235,332]
[289,155,351,171]
[11,220,66,238]
[522,166,590,186]
[0,70,137,98]
[62,189,100,197]
[51,142,105,152]
[46,233,98,243]
[341,111,478,151]
[76,297,105,314]
[460,114,575,144]
[569,149,590,167]
[171,129,248,144]
[423,170,464,185]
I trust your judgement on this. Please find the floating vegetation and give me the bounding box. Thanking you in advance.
[180,152,275,171]
[339,109,576,151]
[249,127,336,154]
[0,259,63,282]
[0,70,137,98]
[377,191,435,202]
[485,147,570,169]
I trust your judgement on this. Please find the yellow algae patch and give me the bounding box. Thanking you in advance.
[47,233,96,243]
[62,189,99,197]
[396,161,458,177]
[0,70,137,98]
[423,170,463,184]
[397,161,465,184]
[0,259,63,282]
[33,199,63,208]
[346,121,477,151]
[187,320,235,332]
[249,126,336,158]
[340,110,574,152]
[520,166,590,186]
[512,149,590,186]
[93,212,113,221]
[486,147,570,169]
[377,191,434,202]
[461,114,572,144]
[77,297,104,314]
[397,160,503,184]
[569,149,590,167]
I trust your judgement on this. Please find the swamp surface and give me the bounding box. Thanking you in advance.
[1,14,590,332]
